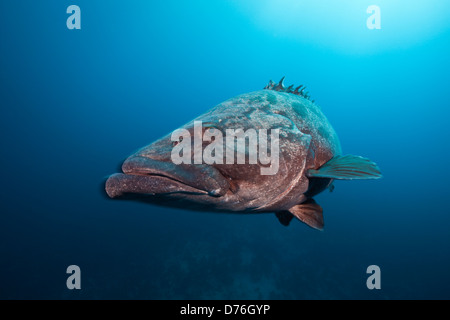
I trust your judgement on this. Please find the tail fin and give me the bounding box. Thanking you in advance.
[307,155,382,180]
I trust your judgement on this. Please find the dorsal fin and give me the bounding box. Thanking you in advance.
[264,77,313,101]
[273,76,285,91]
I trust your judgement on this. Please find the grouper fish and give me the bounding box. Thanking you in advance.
[105,77,381,230]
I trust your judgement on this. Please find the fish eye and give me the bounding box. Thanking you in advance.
[172,136,183,147]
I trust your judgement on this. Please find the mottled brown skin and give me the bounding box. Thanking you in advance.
[105,88,341,216]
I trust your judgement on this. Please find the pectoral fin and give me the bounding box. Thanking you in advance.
[307,155,382,180]
[288,199,324,230]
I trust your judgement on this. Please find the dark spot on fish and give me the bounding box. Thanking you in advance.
[249,95,264,104]
[292,102,308,117]
[266,92,278,105]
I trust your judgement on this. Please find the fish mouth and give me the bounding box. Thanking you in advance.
[105,156,229,199]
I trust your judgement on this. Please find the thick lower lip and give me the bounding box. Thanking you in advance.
[116,155,229,197]
[105,172,209,199]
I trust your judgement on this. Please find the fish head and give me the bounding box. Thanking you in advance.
[105,91,314,211]
[105,127,231,200]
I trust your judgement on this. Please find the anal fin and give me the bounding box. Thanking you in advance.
[288,199,324,231]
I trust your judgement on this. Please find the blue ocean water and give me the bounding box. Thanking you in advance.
[0,0,449,299]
